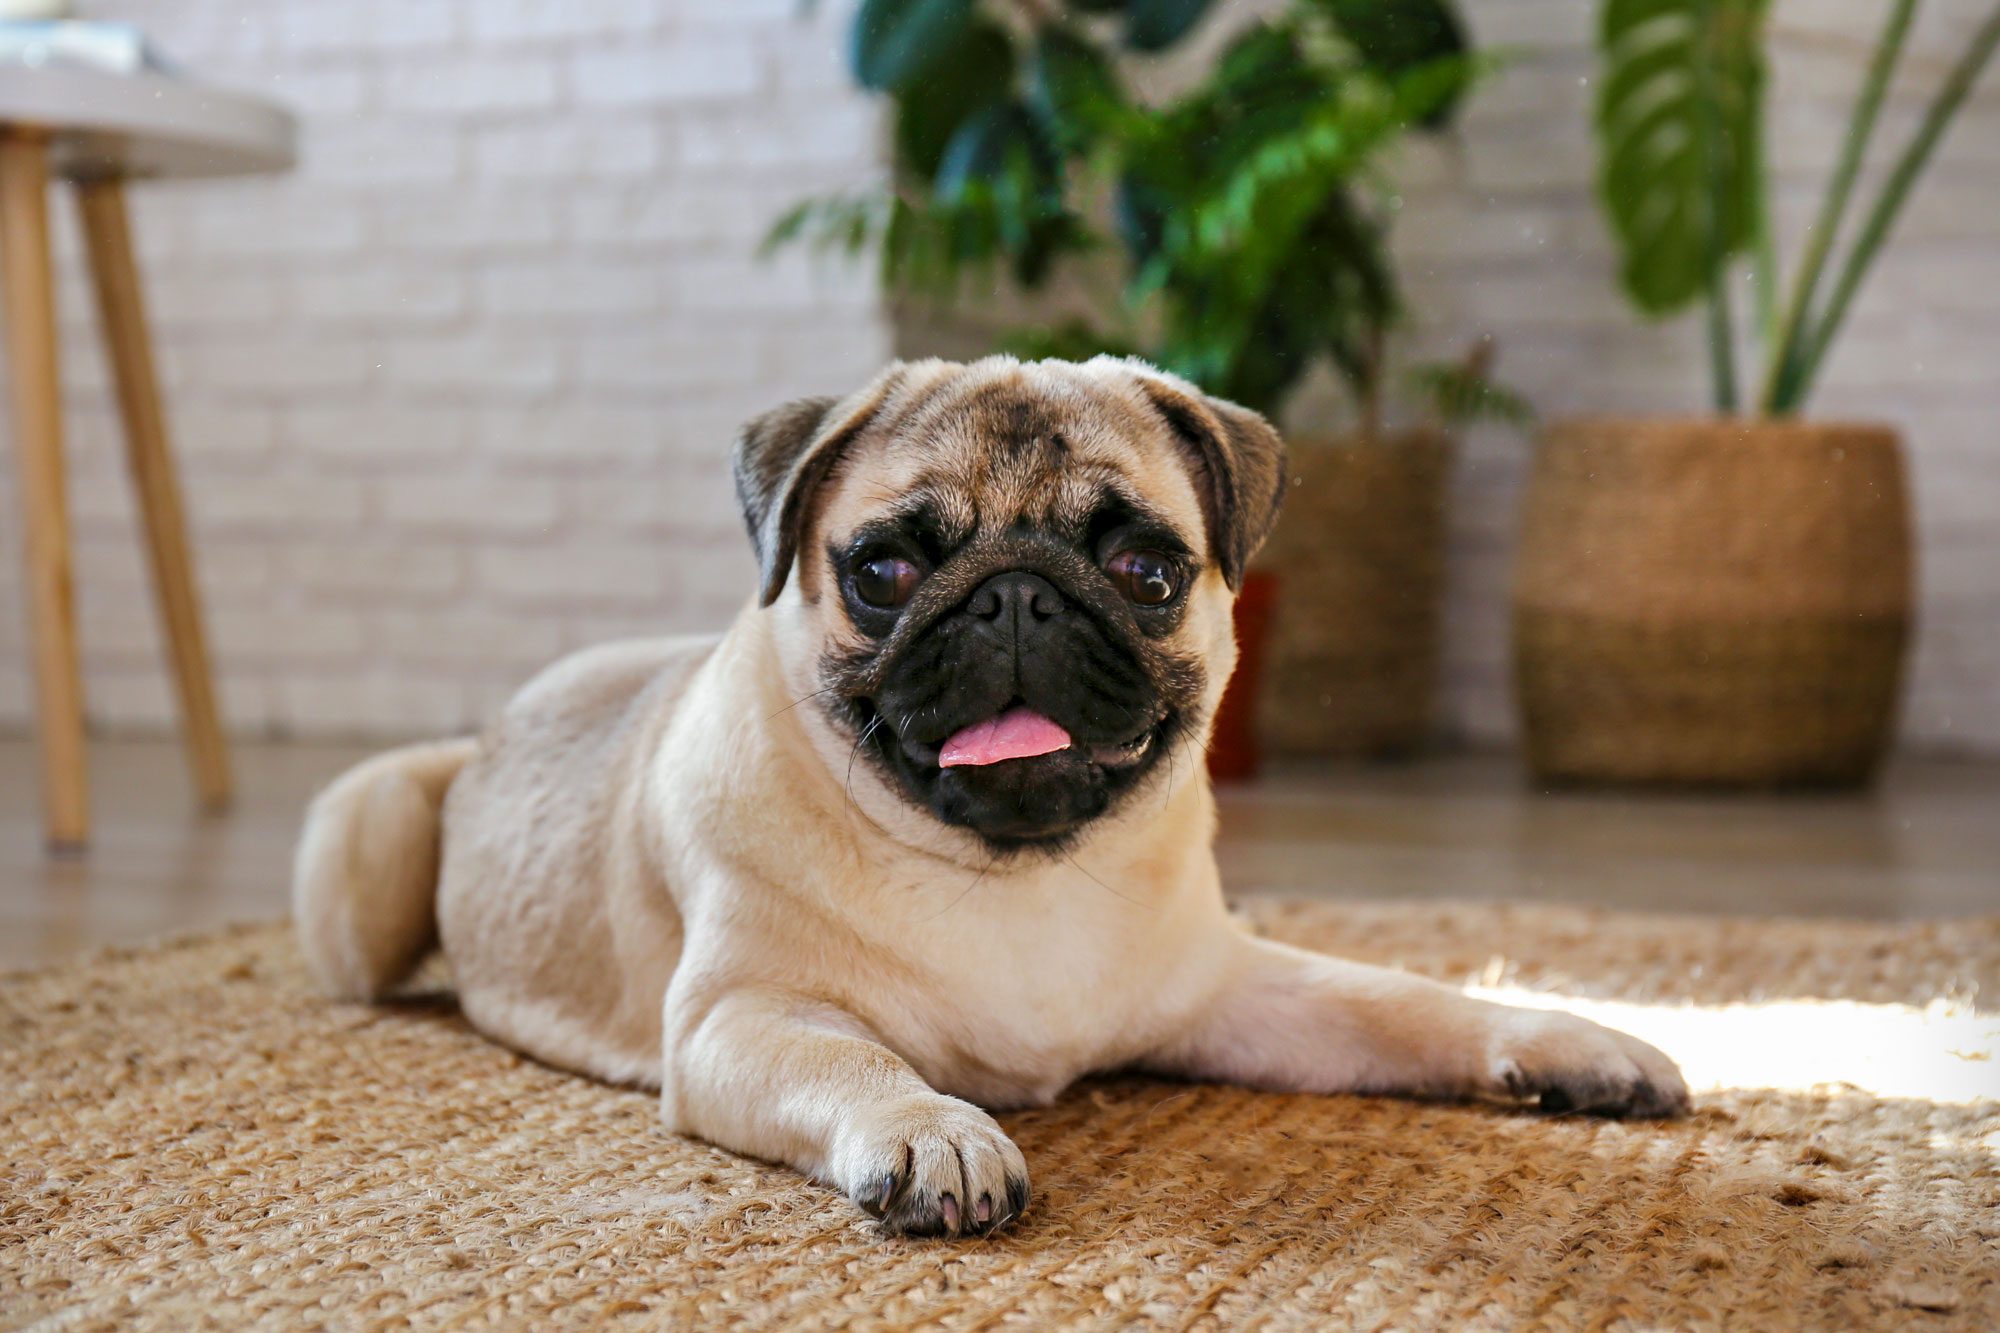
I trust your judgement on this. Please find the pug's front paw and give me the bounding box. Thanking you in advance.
[832,1093,1030,1237]
[1488,1010,1689,1118]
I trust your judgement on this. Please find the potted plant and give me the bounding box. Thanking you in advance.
[1514,0,1999,787]
[774,0,1524,773]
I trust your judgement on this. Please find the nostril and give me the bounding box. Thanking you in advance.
[968,571,1065,624]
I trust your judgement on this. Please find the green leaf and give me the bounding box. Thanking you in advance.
[760,190,909,292]
[1113,25,1475,413]
[1211,21,1308,93]
[1113,171,1172,267]
[1314,0,1466,73]
[1125,0,1213,52]
[935,102,1052,204]
[1314,0,1470,124]
[1000,319,1145,363]
[929,100,1086,288]
[1027,26,1131,153]
[893,19,1016,177]
[1595,0,1770,316]
[851,0,975,92]
[1404,361,1536,429]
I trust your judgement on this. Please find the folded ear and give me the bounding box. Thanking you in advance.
[731,367,905,605]
[1123,365,1288,589]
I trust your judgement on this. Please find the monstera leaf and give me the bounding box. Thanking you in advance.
[1596,0,1771,314]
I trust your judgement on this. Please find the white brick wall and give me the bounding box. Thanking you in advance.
[0,0,1994,757]
[0,0,890,741]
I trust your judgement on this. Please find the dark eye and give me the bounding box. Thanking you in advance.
[1106,550,1178,606]
[851,555,922,609]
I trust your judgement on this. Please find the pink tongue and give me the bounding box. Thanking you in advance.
[939,707,1073,768]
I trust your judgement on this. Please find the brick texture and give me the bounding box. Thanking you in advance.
[0,0,1993,757]
[0,0,889,741]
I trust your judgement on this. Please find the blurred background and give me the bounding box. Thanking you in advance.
[2,0,1996,960]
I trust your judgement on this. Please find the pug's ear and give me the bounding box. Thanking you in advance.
[731,367,905,606]
[1123,365,1288,590]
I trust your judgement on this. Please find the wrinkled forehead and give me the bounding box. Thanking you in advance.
[827,368,1206,546]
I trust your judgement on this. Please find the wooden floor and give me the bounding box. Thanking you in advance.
[3,738,1996,970]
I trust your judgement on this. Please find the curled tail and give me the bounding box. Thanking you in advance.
[292,738,477,1000]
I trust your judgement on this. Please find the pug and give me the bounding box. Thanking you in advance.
[294,357,1687,1238]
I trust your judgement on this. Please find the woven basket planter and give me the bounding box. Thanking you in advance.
[1513,417,1912,788]
[1256,429,1452,760]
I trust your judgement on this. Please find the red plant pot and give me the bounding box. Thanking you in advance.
[1208,570,1278,783]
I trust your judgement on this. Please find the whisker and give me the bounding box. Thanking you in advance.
[922,853,999,922]
[1063,849,1148,909]
[844,716,892,839]
[846,715,883,778]
[766,684,840,721]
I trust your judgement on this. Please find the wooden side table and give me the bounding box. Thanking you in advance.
[0,60,294,849]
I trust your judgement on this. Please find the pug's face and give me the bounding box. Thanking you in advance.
[734,358,1285,851]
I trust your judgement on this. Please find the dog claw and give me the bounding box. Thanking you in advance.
[862,1170,902,1217]
[840,1095,1031,1237]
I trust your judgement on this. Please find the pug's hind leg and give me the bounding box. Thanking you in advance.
[661,987,1030,1236]
[1146,935,1688,1118]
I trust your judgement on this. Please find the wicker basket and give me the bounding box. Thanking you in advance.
[1255,429,1452,759]
[1513,417,1912,788]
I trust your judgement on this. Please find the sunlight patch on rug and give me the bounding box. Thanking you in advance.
[1470,986,1999,1103]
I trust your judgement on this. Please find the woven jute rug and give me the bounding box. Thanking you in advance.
[4,901,1996,1331]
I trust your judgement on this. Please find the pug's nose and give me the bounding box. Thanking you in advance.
[968,571,1065,628]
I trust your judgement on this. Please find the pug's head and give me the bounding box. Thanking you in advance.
[733,357,1285,852]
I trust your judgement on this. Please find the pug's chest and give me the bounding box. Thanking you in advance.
[850,899,1195,1108]
[893,992,1148,1110]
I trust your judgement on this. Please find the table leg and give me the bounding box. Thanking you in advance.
[76,178,232,812]
[0,132,89,849]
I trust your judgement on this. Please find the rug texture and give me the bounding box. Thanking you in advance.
[3,901,1997,1331]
